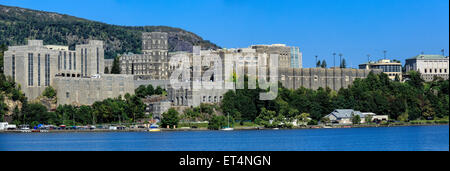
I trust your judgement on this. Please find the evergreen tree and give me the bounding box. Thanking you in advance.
[316,60,321,68]
[111,56,121,74]
[321,60,327,68]
[340,58,347,68]
[104,67,109,74]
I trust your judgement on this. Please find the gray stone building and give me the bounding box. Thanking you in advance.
[405,54,449,81]
[119,32,170,80]
[166,45,380,108]
[251,44,293,68]
[53,74,135,106]
[278,67,381,90]
[4,39,134,106]
[4,40,105,100]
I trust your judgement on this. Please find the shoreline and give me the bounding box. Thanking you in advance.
[0,123,448,133]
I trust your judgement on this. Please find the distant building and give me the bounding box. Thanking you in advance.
[251,44,293,68]
[104,58,114,73]
[290,47,302,68]
[143,96,172,121]
[405,54,449,81]
[119,32,170,80]
[324,109,388,124]
[4,39,105,100]
[359,59,402,80]
[53,74,135,106]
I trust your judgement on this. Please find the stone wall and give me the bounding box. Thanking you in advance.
[53,74,135,106]
[278,68,382,91]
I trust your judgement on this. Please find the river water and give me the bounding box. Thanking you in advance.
[0,125,448,151]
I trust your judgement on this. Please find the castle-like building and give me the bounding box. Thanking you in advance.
[3,40,134,106]
[3,32,381,113]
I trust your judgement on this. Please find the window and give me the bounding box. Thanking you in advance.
[64,51,67,70]
[12,55,15,81]
[81,49,84,76]
[73,52,76,70]
[38,54,41,86]
[58,51,61,71]
[66,92,70,98]
[97,47,99,74]
[45,54,50,86]
[28,53,33,86]
[85,48,88,76]
[69,52,72,70]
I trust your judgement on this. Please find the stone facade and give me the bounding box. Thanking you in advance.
[359,59,402,80]
[278,67,381,90]
[119,32,170,80]
[53,74,135,106]
[3,39,133,106]
[405,54,449,81]
[4,40,104,100]
[104,58,114,73]
[166,45,380,107]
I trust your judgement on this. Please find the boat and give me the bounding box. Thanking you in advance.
[221,113,234,131]
[148,128,161,132]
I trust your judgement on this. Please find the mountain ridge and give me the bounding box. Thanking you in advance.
[0,4,221,58]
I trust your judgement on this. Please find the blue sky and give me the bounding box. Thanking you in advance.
[1,0,448,68]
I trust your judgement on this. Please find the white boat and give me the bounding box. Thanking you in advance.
[221,113,234,131]
[148,128,161,132]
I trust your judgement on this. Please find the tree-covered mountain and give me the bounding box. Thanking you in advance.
[0,4,220,59]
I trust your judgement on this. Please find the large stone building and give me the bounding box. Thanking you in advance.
[167,45,380,108]
[278,67,380,91]
[405,54,449,81]
[4,39,134,106]
[119,32,170,80]
[359,59,402,80]
[53,74,135,105]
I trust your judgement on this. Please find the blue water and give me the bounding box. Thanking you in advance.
[0,125,448,151]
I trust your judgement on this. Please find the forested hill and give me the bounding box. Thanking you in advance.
[0,4,220,58]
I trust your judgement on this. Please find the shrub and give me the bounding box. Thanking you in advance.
[42,86,56,98]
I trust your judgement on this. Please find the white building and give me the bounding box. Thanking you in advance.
[405,54,449,81]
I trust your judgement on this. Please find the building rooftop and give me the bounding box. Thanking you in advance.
[328,109,365,118]
[407,54,448,60]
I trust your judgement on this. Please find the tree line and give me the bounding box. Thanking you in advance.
[160,72,449,129]
[10,93,147,127]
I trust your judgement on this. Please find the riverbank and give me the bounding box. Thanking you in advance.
[0,122,448,133]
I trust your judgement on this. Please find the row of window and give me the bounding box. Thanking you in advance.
[372,65,402,73]
[58,51,76,71]
[27,53,51,87]
[424,68,448,74]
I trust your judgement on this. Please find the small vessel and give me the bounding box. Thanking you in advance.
[148,128,161,132]
[221,113,234,131]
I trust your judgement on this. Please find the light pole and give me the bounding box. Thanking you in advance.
[339,53,343,68]
[442,49,445,56]
[333,53,336,68]
[383,50,387,59]
[367,54,371,63]
[315,55,318,67]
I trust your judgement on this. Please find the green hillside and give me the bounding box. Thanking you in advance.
[0,4,220,59]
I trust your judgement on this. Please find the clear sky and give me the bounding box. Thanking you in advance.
[1,0,449,68]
